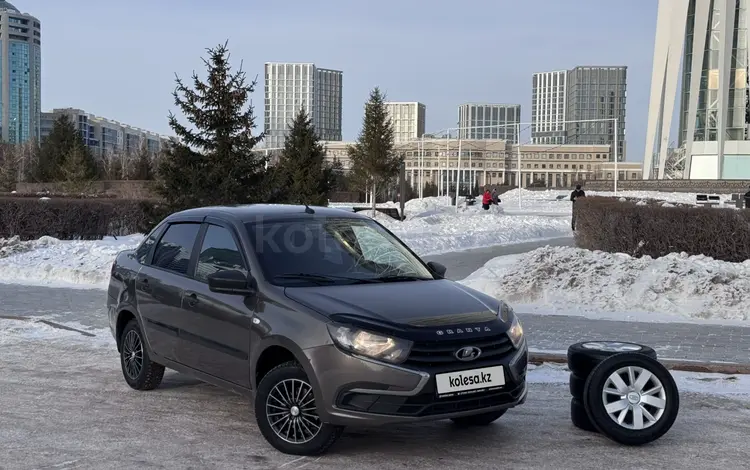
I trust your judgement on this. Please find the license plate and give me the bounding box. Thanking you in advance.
[435,366,505,396]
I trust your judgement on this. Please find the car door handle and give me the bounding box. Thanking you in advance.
[184,292,199,307]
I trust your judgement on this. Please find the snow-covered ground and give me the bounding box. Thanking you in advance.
[461,246,750,324]
[0,197,572,288]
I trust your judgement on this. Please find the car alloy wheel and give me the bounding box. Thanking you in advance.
[600,365,666,430]
[266,378,322,444]
[583,352,679,446]
[580,341,644,353]
[122,329,144,380]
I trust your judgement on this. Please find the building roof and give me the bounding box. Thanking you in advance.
[0,1,18,11]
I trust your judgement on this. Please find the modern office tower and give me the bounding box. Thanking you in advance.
[263,63,342,149]
[644,0,750,179]
[40,108,170,156]
[0,1,41,143]
[531,70,568,144]
[384,102,426,143]
[457,103,520,143]
[565,66,627,161]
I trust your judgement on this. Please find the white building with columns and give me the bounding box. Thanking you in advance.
[643,0,750,179]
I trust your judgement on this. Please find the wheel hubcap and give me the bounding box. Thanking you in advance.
[122,330,144,380]
[582,341,643,353]
[602,366,667,430]
[266,378,322,444]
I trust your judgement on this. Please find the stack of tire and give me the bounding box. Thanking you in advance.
[567,341,680,445]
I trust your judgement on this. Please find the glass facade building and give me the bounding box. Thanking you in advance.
[0,1,41,144]
[457,103,520,143]
[531,70,568,144]
[264,63,343,150]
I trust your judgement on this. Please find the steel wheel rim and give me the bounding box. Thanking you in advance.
[266,378,322,444]
[582,341,643,353]
[602,365,667,430]
[122,330,144,380]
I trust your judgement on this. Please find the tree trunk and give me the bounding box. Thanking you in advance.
[371,181,377,218]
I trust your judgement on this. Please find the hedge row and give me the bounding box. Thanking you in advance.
[574,196,750,262]
[0,197,161,240]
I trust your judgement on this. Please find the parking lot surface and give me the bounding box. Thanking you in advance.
[1,333,749,470]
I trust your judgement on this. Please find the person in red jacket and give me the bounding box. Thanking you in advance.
[482,189,492,210]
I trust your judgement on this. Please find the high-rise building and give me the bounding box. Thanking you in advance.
[0,1,41,144]
[531,70,568,144]
[457,103,520,143]
[263,63,342,149]
[41,108,170,156]
[644,0,750,179]
[564,66,627,161]
[384,102,425,143]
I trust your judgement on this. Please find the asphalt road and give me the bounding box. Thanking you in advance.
[1,334,748,470]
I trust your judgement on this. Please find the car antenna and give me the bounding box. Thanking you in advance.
[303,202,315,214]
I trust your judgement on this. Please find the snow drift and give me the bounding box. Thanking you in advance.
[461,246,750,322]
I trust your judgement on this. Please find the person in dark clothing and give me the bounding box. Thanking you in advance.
[482,189,492,210]
[570,184,586,230]
[744,186,750,209]
[492,189,501,204]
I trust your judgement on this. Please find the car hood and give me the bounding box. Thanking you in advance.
[283,279,501,328]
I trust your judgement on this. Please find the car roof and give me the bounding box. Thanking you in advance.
[169,204,369,223]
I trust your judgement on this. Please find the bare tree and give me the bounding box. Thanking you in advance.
[0,143,20,191]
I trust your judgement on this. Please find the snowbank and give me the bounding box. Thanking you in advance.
[461,246,750,323]
[0,235,143,289]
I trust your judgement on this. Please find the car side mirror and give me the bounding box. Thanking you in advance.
[207,270,255,295]
[426,261,447,278]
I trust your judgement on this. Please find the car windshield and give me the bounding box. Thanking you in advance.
[245,217,435,285]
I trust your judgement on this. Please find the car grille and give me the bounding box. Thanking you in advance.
[338,382,526,417]
[404,333,514,367]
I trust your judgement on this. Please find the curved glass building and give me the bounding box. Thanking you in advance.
[0,1,41,143]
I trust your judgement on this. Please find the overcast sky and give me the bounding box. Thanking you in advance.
[34,0,658,161]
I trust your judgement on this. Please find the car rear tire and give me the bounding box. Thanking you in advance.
[120,319,165,391]
[583,353,679,446]
[570,397,597,432]
[450,409,507,426]
[254,361,343,456]
[567,341,657,378]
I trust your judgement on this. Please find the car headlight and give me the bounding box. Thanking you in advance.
[327,324,412,364]
[507,315,524,349]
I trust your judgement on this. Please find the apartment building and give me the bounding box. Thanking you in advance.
[384,102,425,143]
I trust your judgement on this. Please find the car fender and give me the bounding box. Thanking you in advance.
[251,335,322,398]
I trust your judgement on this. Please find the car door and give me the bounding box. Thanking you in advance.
[177,219,254,386]
[136,220,203,362]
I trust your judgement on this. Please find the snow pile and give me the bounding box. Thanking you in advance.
[0,235,143,288]
[0,236,57,258]
[461,246,750,322]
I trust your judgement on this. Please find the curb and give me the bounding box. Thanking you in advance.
[529,352,750,375]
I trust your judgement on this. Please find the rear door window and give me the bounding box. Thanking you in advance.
[152,223,201,275]
[194,225,248,283]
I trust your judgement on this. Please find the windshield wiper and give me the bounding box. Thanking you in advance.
[274,273,380,285]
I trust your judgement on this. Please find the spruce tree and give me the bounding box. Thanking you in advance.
[36,115,81,182]
[60,138,96,191]
[156,41,266,211]
[273,108,329,206]
[347,87,400,215]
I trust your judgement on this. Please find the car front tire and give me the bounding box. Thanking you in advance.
[120,319,165,391]
[254,361,343,456]
[450,409,507,426]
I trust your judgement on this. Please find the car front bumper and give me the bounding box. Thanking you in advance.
[304,340,529,427]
